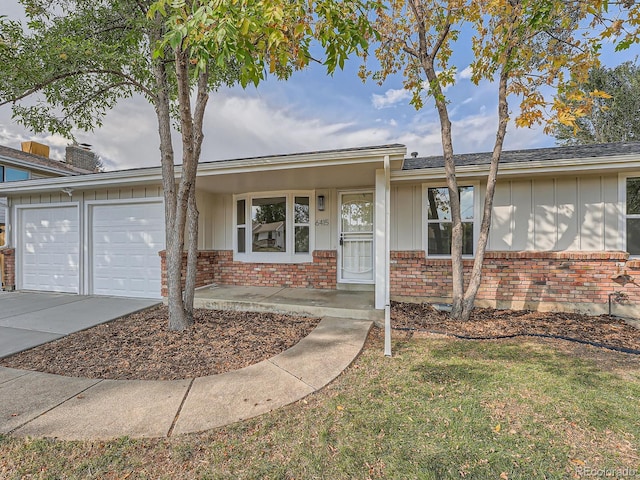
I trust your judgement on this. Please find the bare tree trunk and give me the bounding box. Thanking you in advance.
[184,186,198,318]
[411,4,464,318]
[169,46,210,330]
[149,15,189,330]
[460,59,511,321]
[167,46,197,331]
[183,70,209,317]
[406,0,464,318]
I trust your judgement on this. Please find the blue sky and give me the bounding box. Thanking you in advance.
[0,1,636,170]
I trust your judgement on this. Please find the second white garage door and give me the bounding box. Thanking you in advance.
[91,201,165,298]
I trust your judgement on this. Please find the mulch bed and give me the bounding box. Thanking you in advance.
[1,303,638,381]
[0,306,320,381]
[391,301,640,352]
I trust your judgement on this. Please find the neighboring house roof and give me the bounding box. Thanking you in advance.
[253,222,285,234]
[0,145,93,176]
[403,141,640,170]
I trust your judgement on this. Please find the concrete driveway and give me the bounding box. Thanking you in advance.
[0,292,159,358]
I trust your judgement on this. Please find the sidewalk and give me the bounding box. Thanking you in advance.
[0,316,372,440]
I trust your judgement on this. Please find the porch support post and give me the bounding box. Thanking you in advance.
[374,168,386,310]
[375,156,392,357]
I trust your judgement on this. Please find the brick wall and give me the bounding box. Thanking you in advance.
[159,250,337,296]
[391,250,639,315]
[0,248,15,291]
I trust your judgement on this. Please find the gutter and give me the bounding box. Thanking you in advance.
[392,154,640,182]
[0,145,408,196]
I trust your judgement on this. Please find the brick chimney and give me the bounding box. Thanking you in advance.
[65,143,99,171]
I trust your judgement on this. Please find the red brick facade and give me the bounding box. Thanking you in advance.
[0,248,15,291]
[160,250,337,297]
[391,250,639,313]
[159,248,639,314]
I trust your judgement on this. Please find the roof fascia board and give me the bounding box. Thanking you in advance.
[196,145,407,176]
[0,145,407,195]
[0,168,163,194]
[392,154,640,182]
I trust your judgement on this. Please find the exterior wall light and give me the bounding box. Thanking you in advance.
[317,195,326,211]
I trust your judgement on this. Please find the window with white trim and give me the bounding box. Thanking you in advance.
[626,177,640,255]
[234,192,313,262]
[424,185,475,256]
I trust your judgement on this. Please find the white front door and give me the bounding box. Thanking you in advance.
[339,191,374,283]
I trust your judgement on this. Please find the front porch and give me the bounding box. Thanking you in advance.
[192,284,383,322]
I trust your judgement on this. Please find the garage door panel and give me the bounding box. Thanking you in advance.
[20,206,79,293]
[91,202,164,299]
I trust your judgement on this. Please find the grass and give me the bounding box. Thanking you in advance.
[1,333,639,479]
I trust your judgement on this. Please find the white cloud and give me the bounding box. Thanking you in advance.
[458,66,473,80]
[371,88,411,109]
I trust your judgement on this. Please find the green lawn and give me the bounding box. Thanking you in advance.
[1,332,639,479]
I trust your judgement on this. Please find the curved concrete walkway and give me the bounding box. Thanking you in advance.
[0,316,372,441]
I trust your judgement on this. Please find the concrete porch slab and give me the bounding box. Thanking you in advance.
[193,285,382,321]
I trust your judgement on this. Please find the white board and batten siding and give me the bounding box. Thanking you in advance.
[488,176,620,251]
[13,187,165,299]
[390,174,621,252]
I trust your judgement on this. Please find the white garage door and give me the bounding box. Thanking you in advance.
[20,205,80,293]
[91,202,165,299]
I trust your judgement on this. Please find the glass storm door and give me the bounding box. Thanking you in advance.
[339,191,374,283]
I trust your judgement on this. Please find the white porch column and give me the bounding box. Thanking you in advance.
[375,157,392,356]
[374,168,386,310]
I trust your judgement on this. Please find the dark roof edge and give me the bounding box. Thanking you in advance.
[403,141,640,170]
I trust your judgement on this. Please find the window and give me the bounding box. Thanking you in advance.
[252,196,286,252]
[425,185,475,255]
[5,167,29,182]
[236,199,246,253]
[626,177,640,255]
[294,196,310,253]
[0,166,29,182]
[235,192,313,262]
[0,197,6,248]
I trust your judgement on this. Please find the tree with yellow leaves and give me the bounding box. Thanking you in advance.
[363,0,627,320]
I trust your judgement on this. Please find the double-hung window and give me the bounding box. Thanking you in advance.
[626,177,640,255]
[235,192,313,262]
[424,185,476,256]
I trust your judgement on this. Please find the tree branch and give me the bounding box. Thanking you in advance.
[0,68,156,106]
[62,81,131,123]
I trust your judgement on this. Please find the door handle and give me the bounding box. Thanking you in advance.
[339,235,344,246]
